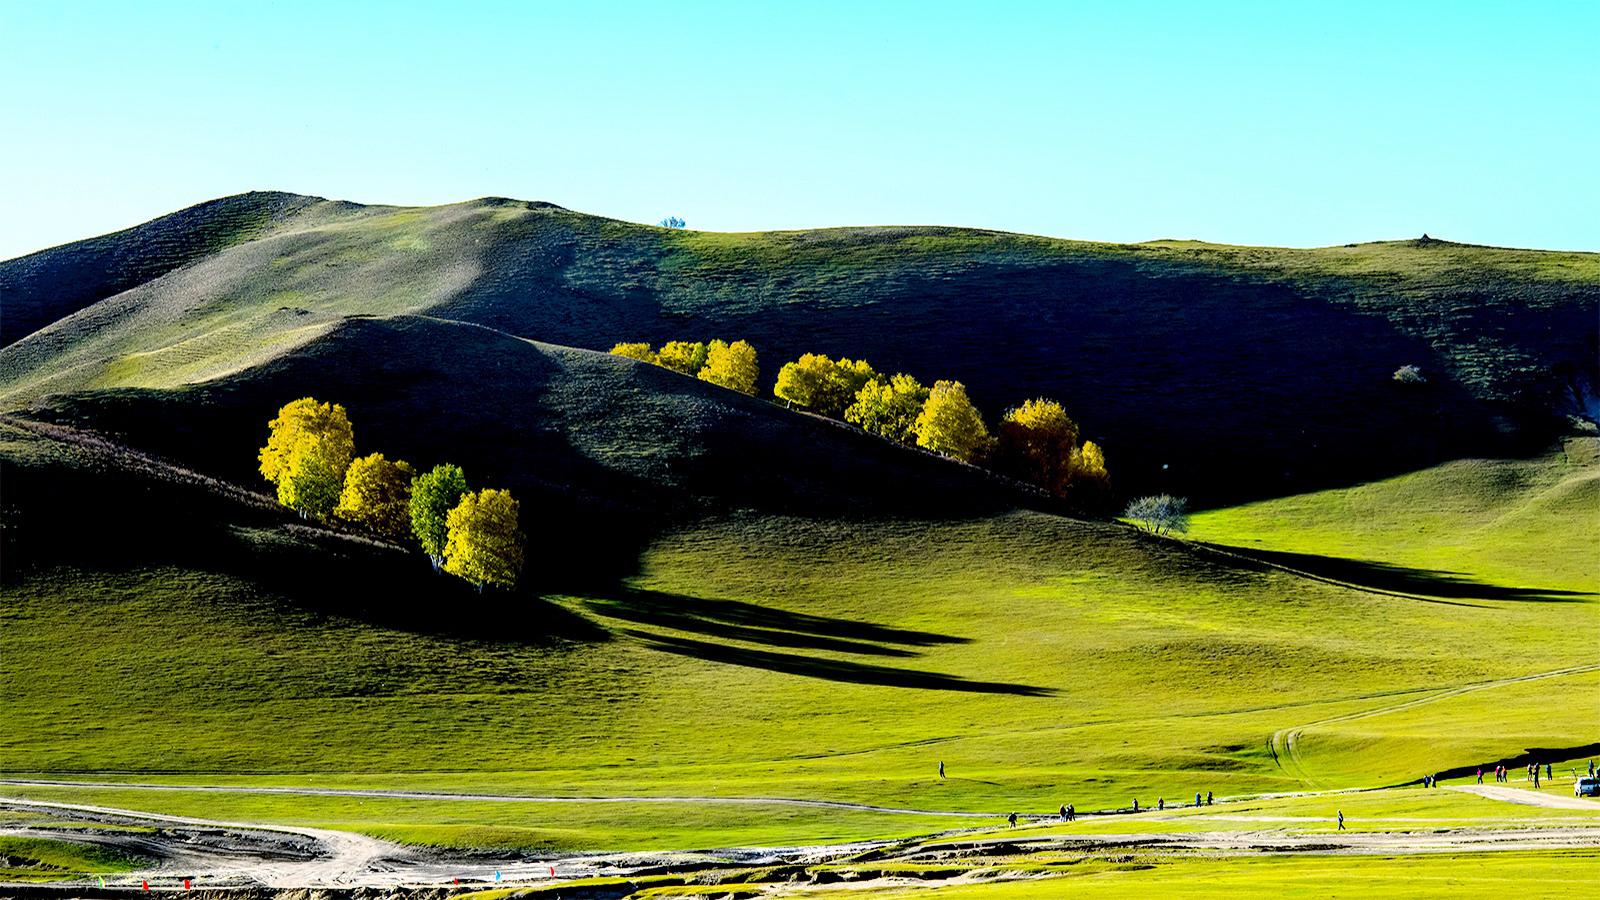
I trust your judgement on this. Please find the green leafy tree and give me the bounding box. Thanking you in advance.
[913,380,992,463]
[409,463,469,569]
[258,397,355,520]
[335,453,415,540]
[443,488,525,591]
[697,339,759,394]
[997,397,1081,497]
[657,340,710,375]
[845,373,930,443]
[610,342,658,364]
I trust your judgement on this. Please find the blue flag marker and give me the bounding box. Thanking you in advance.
[495,870,502,882]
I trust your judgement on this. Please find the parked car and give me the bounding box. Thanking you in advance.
[1576,777,1600,798]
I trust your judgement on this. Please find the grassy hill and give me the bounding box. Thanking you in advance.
[2,416,1594,852]
[4,194,1596,502]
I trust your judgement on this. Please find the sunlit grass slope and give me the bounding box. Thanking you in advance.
[4,194,1595,500]
[3,418,1595,851]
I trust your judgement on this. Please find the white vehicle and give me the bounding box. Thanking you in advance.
[1576,776,1600,798]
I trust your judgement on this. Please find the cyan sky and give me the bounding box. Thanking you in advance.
[2,1,1595,259]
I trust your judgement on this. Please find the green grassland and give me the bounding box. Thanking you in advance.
[3,412,1595,852]
[4,194,1596,501]
[0,834,146,883]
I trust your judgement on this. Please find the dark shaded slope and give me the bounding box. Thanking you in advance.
[439,219,1592,503]
[0,191,324,346]
[24,315,1042,587]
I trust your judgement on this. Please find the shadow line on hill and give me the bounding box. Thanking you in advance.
[583,588,971,657]
[624,629,1054,696]
[1202,544,1595,604]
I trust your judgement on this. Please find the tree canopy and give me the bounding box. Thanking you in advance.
[913,380,992,463]
[773,353,878,417]
[997,397,1082,497]
[443,488,525,590]
[410,463,469,568]
[845,373,929,443]
[258,397,355,520]
[698,339,759,395]
[610,342,658,364]
[657,340,710,375]
[335,453,415,540]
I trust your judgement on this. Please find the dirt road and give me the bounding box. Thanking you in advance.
[1451,784,1600,810]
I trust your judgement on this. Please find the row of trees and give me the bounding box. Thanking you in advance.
[611,339,1111,511]
[257,398,525,590]
[610,339,759,395]
[770,352,1110,508]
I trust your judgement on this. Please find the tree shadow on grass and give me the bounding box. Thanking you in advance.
[1206,544,1595,604]
[583,588,969,658]
[620,629,1053,696]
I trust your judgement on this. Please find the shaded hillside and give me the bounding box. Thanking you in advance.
[0,192,330,347]
[4,194,1595,502]
[21,315,1043,586]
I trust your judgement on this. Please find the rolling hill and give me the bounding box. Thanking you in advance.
[4,193,1596,503]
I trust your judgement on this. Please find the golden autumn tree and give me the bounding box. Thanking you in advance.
[845,373,930,443]
[335,453,415,540]
[913,380,992,463]
[610,342,658,364]
[997,397,1081,497]
[258,397,355,520]
[773,353,877,417]
[443,489,525,591]
[698,339,759,395]
[656,340,710,375]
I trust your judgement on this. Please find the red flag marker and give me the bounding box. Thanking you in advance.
[142,881,149,891]
[549,865,556,876]
[184,878,191,890]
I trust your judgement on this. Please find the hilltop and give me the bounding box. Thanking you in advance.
[4,193,1596,504]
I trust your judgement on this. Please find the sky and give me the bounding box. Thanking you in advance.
[1,0,1596,259]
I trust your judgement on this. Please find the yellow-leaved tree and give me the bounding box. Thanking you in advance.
[656,340,710,375]
[697,339,759,394]
[610,342,658,364]
[1067,439,1111,510]
[335,453,415,540]
[258,397,355,520]
[997,397,1081,497]
[773,353,877,417]
[845,373,929,443]
[912,380,992,463]
[443,488,525,591]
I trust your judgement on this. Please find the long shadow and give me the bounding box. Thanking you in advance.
[626,630,1055,696]
[584,587,969,653]
[1205,544,1595,604]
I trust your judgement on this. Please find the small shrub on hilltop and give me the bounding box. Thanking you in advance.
[410,463,469,570]
[913,380,993,463]
[444,489,525,591]
[698,339,760,395]
[1125,494,1189,536]
[335,453,415,541]
[1393,364,1427,384]
[258,397,355,520]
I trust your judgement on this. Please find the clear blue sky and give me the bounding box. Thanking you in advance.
[2,0,1595,259]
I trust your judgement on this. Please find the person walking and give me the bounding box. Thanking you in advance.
[1059,804,1068,822]
[1196,792,1202,807]
[1546,763,1553,781]
[1158,797,1165,811]
[1476,767,1484,784]
[938,761,945,779]
[1133,798,1139,812]
[1206,791,1213,805]
[1337,810,1345,831]
[1588,759,1594,777]
[1008,812,1018,828]
[1068,804,1075,821]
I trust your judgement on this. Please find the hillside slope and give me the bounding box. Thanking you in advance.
[0,192,334,347]
[4,194,1595,502]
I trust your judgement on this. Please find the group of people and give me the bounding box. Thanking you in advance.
[1460,761,1559,787]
